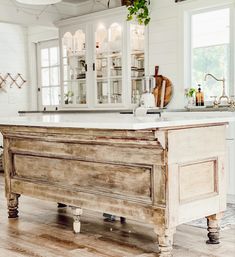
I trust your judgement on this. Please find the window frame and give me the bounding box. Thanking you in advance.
[37,39,60,110]
[181,1,235,105]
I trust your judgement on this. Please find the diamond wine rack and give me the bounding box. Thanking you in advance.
[0,73,27,91]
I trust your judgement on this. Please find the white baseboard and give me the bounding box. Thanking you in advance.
[227,194,235,204]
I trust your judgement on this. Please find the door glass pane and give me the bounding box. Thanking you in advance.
[41,49,49,67]
[50,87,60,105]
[191,8,230,101]
[39,41,60,107]
[50,67,60,86]
[50,47,59,66]
[42,88,50,105]
[41,68,49,87]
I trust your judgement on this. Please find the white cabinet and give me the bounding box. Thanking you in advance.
[56,7,148,109]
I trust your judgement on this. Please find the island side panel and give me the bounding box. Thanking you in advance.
[166,124,227,227]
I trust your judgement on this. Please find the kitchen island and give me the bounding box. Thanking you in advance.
[0,113,231,257]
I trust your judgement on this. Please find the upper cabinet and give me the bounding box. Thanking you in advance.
[57,7,148,109]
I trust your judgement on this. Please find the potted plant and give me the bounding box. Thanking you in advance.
[185,88,196,108]
[64,90,74,104]
[121,0,133,6]
[126,0,151,26]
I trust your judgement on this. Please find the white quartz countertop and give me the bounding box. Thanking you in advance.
[0,113,234,130]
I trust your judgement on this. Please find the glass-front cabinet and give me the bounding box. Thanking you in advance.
[61,27,88,107]
[57,7,147,109]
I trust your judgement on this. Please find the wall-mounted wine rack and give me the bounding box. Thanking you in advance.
[0,73,27,91]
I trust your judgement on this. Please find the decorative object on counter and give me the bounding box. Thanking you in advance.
[139,75,155,108]
[153,75,173,108]
[64,90,74,104]
[0,73,26,91]
[196,84,204,106]
[204,73,230,107]
[185,87,196,108]
[126,0,151,26]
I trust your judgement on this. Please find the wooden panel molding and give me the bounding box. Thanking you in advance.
[179,159,218,203]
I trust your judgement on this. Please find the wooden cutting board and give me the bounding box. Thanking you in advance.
[153,75,173,107]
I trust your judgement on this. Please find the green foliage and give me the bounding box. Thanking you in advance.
[126,0,151,26]
[185,88,196,98]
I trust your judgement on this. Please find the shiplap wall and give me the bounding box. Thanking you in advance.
[149,0,182,108]
[0,23,29,145]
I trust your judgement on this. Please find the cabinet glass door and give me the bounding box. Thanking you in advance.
[62,29,87,106]
[130,24,145,104]
[95,22,123,105]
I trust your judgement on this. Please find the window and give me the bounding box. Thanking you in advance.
[37,40,60,108]
[190,8,231,102]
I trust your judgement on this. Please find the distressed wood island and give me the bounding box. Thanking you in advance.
[0,114,229,257]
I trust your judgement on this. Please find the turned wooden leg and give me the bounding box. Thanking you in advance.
[71,207,83,234]
[154,228,175,257]
[206,213,223,245]
[7,193,20,218]
[57,203,67,208]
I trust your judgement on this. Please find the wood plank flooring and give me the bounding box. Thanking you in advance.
[0,175,234,257]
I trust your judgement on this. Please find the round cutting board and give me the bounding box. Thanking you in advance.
[153,75,173,107]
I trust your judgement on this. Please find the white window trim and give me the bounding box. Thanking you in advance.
[37,39,60,110]
[178,0,235,104]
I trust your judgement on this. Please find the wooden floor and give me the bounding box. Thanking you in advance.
[0,175,234,257]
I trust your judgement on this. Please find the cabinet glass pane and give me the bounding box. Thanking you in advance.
[110,79,122,104]
[62,32,73,57]
[97,80,109,104]
[64,81,87,105]
[130,24,145,104]
[95,23,123,105]
[62,29,87,106]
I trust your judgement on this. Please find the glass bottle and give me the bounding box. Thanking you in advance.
[196,84,204,106]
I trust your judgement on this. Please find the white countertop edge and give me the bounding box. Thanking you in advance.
[0,115,233,130]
